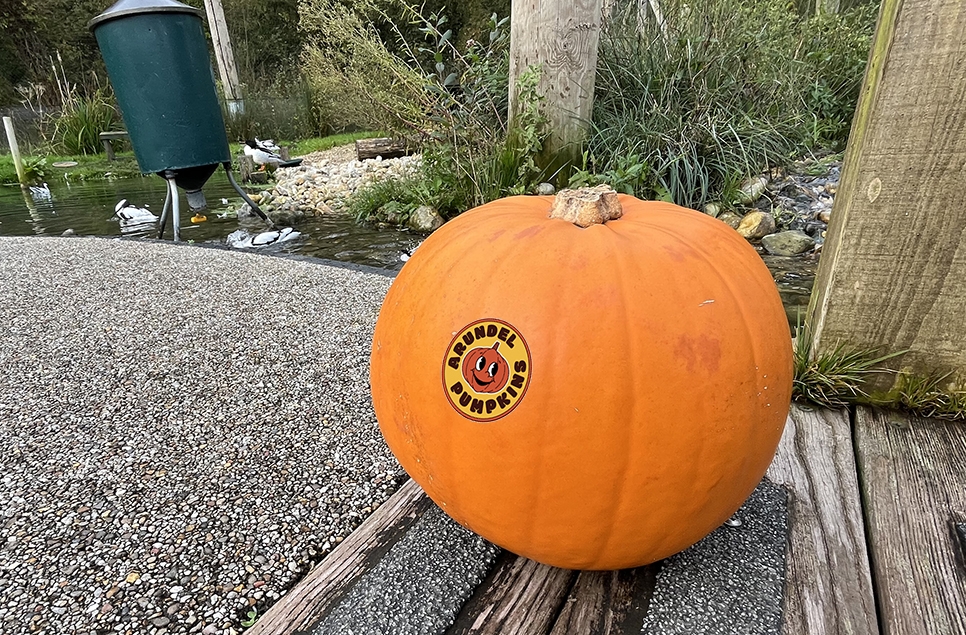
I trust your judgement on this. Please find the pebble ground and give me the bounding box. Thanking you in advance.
[0,237,404,635]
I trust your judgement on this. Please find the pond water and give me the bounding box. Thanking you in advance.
[0,172,422,271]
[0,173,815,325]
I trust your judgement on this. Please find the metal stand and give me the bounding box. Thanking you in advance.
[158,184,171,239]
[158,176,181,241]
[224,163,274,228]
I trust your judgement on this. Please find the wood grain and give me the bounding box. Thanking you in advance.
[765,404,879,635]
[445,552,577,635]
[509,0,603,158]
[246,479,431,634]
[547,567,657,635]
[808,0,966,390]
[854,407,966,635]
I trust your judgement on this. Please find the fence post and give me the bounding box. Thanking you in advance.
[3,116,27,185]
[807,0,966,391]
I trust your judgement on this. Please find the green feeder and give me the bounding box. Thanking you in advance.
[90,0,268,240]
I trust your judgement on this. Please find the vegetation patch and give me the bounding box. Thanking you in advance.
[792,322,966,420]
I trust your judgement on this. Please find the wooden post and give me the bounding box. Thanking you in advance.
[807,0,966,391]
[815,0,840,14]
[509,0,604,165]
[202,0,245,117]
[3,117,26,185]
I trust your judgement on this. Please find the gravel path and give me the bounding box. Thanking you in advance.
[0,236,404,635]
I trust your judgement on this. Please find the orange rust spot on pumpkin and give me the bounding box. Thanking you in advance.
[514,225,543,240]
[674,334,722,373]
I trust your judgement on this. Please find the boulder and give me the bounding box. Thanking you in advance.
[761,230,816,256]
[736,211,776,240]
[408,205,444,233]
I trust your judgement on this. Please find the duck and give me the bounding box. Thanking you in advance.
[244,140,283,167]
[114,199,157,224]
[243,140,303,169]
[226,227,302,249]
[255,137,280,153]
[29,182,52,201]
[191,213,207,223]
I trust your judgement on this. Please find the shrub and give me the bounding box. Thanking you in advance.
[50,88,117,155]
[584,0,877,208]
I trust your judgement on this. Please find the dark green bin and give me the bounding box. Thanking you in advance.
[89,0,230,176]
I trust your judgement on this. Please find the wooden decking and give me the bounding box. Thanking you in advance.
[249,405,966,634]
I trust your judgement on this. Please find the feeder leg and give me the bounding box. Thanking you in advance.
[158,186,172,239]
[168,178,181,242]
[224,164,274,227]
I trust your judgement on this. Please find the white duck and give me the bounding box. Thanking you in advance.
[29,182,52,201]
[114,199,158,224]
[244,140,283,167]
[227,227,302,249]
[255,137,280,153]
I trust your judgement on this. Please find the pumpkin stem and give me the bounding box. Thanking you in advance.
[548,185,623,228]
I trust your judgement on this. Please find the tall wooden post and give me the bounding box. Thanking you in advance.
[807,0,966,391]
[202,0,245,116]
[509,0,604,165]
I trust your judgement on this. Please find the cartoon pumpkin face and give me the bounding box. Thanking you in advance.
[461,342,510,393]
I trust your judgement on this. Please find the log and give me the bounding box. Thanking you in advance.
[355,137,409,161]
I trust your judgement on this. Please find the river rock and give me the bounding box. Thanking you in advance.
[536,183,555,196]
[761,230,816,256]
[408,206,444,233]
[818,209,831,223]
[703,202,721,218]
[736,176,768,204]
[736,211,776,240]
[717,212,743,229]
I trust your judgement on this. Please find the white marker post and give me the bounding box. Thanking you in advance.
[3,116,26,185]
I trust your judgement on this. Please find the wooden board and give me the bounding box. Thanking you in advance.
[246,479,431,634]
[547,567,656,635]
[854,406,966,635]
[445,552,577,635]
[807,0,966,390]
[766,404,879,635]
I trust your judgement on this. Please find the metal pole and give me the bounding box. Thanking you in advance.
[158,185,172,239]
[3,117,27,185]
[167,177,181,242]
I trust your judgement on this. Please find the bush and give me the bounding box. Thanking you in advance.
[583,0,877,208]
[50,88,117,155]
[302,2,546,217]
[302,0,876,217]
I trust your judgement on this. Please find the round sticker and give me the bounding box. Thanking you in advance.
[442,319,532,422]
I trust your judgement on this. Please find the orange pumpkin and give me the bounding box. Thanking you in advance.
[370,186,792,570]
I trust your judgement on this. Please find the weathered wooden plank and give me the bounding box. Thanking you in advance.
[807,0,966,390]
[246,479,431,634]
[855,406,966,635]
[766,404,879,635]
[445,552,577,635]
[547,567,656,635]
